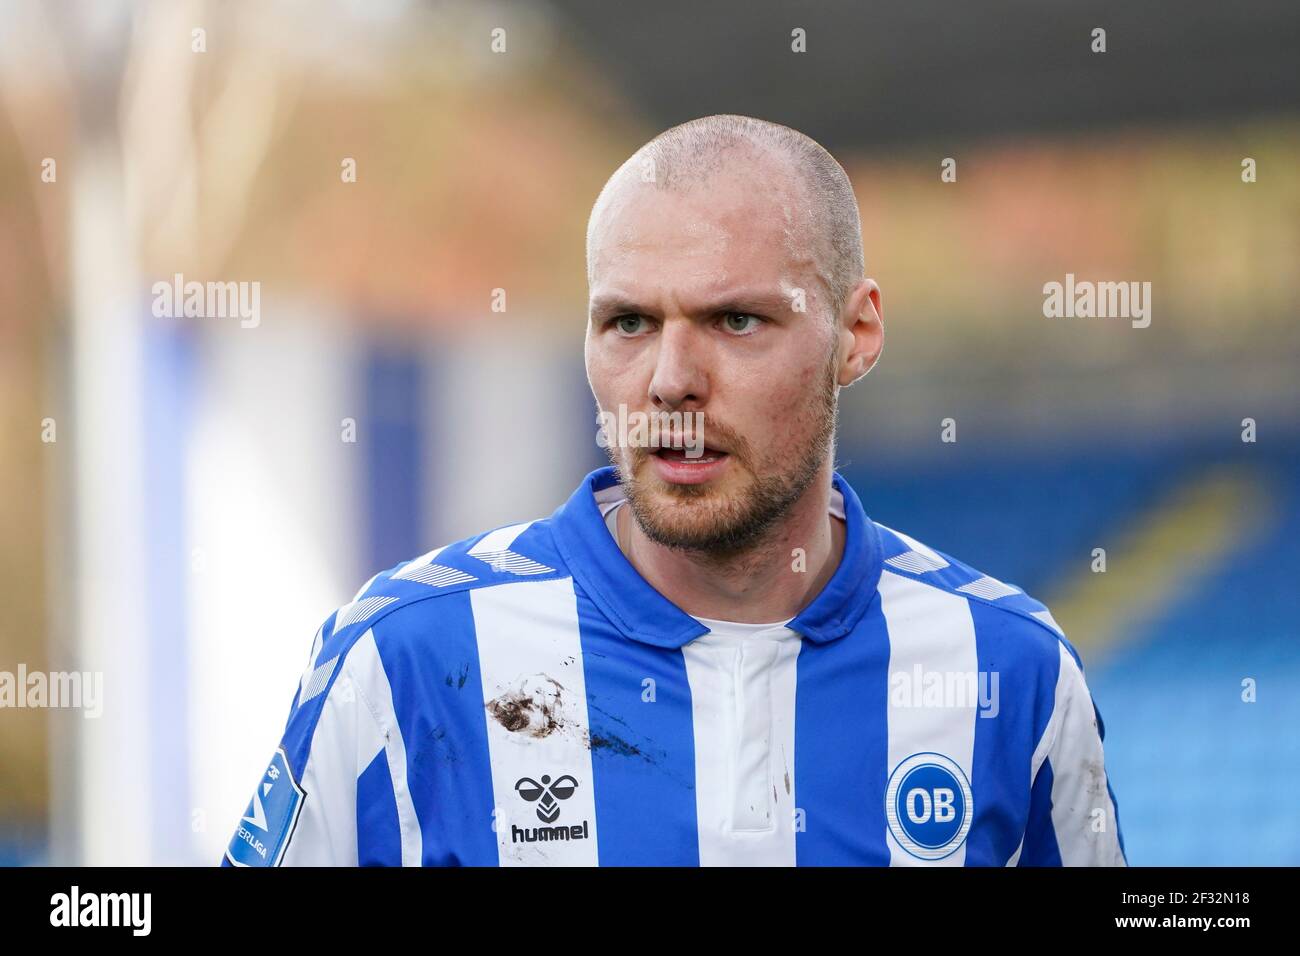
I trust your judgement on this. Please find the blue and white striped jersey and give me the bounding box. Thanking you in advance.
[223,466,1127,867]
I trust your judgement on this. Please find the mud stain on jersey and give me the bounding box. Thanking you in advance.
[486,674,567,739]
[589,731,643,757]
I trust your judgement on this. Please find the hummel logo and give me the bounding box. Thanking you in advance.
[509,773,590,845]
[514,774,578,823]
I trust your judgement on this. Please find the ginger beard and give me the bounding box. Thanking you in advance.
[601,342,840,556]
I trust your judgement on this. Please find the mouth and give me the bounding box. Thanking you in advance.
[646,444,732,485]
[652,446,728,464]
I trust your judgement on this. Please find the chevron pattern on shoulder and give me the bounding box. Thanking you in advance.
[334,595,399,630]
[298,654,339,707]
[878,523,952,574]
[956,575,1021,601]
[467,522,554,576]
[885,549,951,573]
[393,546,478,588]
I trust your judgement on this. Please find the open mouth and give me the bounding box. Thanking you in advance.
[652,446,728,464]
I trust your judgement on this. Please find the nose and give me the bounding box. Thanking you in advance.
[648,320,708,411]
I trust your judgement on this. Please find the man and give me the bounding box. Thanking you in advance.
[224,114,1126,867]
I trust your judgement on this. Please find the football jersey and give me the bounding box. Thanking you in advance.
[223,465,1126,866]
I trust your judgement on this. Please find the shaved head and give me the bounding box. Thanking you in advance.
[583,113,883,566]
[587,114,865,321]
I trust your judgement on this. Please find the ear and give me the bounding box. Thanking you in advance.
[837,278,884,386]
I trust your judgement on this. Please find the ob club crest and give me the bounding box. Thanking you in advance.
[885,752,974,861]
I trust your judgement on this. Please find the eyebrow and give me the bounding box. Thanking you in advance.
[589,290,795,318]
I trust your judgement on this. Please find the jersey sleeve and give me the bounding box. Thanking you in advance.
[1018,638,1127,866]
[221,616,397,866]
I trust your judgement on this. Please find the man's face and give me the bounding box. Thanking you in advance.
[585,154,840,554]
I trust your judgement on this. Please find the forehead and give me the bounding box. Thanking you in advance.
[588,162,819,302]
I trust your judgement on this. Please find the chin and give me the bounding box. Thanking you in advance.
[630,468,774,552]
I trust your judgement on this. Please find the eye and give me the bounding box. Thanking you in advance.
[611,314,650,336]
[721,312,764,335]
[514,778,544,802]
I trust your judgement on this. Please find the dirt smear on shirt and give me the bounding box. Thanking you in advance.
[486,674,567,739]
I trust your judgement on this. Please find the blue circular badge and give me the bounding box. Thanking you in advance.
[885,752,974,861]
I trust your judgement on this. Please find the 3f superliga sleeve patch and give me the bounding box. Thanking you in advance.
[224,747,305,867]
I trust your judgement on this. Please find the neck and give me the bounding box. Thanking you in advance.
[618,461,845,623]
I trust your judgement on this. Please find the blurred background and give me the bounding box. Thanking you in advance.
[1,0,1297,866]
